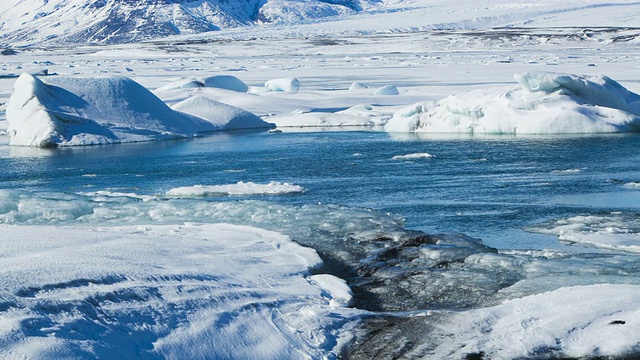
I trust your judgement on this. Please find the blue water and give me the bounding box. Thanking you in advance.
[1,130,640,252]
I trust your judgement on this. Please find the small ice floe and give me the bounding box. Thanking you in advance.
[392,152,434,160]
[528,212,640,253]
[385,71,640,134]
[166,181,305,197]
[551,168,582,174]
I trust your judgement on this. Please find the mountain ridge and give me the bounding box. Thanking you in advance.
[0,0,376,46]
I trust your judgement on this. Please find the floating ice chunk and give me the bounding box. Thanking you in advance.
[430,284,640,358]
[156,79,202,91]
[385,72,640,134]
[171,96,274,130]
[551,168,582,173]
[349,82,369,90]
[373,85,399,95]
[201,75,249,92]
[156,75,248,92]
[166,181,305,197]
[6,73,219,147]
[392,152,434,160]
[265,77,300,92]
[528,212,640,253]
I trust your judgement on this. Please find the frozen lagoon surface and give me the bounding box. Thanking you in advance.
[3,1,640,358]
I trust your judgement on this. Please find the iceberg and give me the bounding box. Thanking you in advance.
[265,77,301,92]
[171,96,274,130]
[5,73,266,147]
[156,75,249,92]
[385,72,640,135]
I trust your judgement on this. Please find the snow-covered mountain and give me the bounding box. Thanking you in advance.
[0,0,377,46]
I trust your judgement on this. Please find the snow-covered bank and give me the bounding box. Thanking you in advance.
[0,223,359,359]
[385,72,640,135]
[5,73,272,147]
[427,284,640,358]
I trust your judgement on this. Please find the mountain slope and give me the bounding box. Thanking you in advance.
[0,0,374,46]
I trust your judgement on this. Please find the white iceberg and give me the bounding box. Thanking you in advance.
[155,75,249,92]
[171,96,274,130]
[265,77,301,92]
[385,72,640,134]
[5,74,266,147]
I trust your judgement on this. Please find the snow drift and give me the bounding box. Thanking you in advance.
[6,73,271,147]
[385,72,640,135]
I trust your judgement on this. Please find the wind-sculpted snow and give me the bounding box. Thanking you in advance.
[385,72,640,135]
[5,74,270,147]
[0,223,359,358]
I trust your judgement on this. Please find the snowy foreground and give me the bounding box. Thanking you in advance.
[2,223,640,358]
[0,224,359,358]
